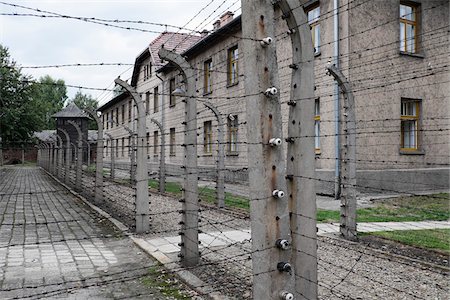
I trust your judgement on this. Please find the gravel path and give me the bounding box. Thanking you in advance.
[65,170,448,299]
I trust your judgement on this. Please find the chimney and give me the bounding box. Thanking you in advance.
[213,20,221,30]
[200,29,209,38]
[220,11,234,25]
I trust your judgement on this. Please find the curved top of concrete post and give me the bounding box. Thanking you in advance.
[150,118,163,132]
[277,0,314,62]
[84,109,102,130]
[326,64,352,96]
[201,101,224,127]
[104,132,113,140]
[158,47,195,94]
[57,128,70,143]
[53,133,63,147]
[67,120,82,142]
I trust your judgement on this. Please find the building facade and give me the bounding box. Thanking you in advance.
[99,1,449,193]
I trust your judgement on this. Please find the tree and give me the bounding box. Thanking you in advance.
[31,75,67,129]
[0,45,39,143]
[68,90,99,129]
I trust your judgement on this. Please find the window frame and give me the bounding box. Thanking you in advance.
[153,130,159,156]
[227,115,238,154]
[227,45,239,86]
[399,2,419,54]
[169,78,176,107]
[153,86,159,113]
[203,121,213,154]
[306,2,321,55]
[314,98,321,153]
[204,59,213,95]
[169,127,176,156]
[400,98,421,151]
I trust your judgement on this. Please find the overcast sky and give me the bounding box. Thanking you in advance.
[0,0,241,106]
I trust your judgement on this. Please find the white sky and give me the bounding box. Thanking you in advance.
[0,0,241,106]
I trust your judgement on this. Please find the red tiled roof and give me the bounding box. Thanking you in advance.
[149,32,202,67]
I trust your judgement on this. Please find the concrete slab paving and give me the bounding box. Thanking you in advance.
[0,166,193,299]
[142,220,450,261]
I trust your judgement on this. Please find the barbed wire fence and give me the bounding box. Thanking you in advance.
[1,0,449,299]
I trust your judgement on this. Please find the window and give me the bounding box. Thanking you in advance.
[401,99,420,150]
[227,115,238,153]
[169,128,176,156]
[315,98,320,152]
[143,63,151,81]
[121,104,125,124]
[400,3,418,53]
[204,59,213,94]
[153,131,158,156]
[128,100,132,122]
[169,78,176,107]
[115,107,119,125]
[227,46,239,86]
[102,114,106,129]
[116,139,119,157]
[121,137,125,157]
[106,112,109,129]
[128,137,131,157]
[145,92,150,114]
[307,4,320,54]
[203,121,213,154]
[153,87,159,113]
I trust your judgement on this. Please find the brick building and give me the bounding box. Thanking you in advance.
[100,1,449,193]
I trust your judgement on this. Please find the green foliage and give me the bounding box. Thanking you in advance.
[0,44,69,143]
[0,45,39,143]
[369,229,450,254]
[67,90,99,129]
[31,75,67,129]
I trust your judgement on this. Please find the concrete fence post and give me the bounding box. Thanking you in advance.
[105,133,115,179]
[202,101,225,208]
[151,118,166,193]
[277,1,318,298]
[326,64,357,241]
[114,78,150,234]
[54,134,64,179]
[58,128,71,185]
[159,47,199,267]
[85,109,104,203]
[68,120,83,191]
[242,1,295,298]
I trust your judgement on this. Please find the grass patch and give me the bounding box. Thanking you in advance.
[148,180,249,210]
[317,193,449,223]
[141,265,191,299]
[148,181,448,223]
[367,228,450,254]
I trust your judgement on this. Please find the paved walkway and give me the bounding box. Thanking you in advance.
[0,166,188,299]
[140,220,450,255]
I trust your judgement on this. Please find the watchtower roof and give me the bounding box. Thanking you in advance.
[52,103,90,118]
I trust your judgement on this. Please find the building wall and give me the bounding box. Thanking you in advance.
[101,2,449,190]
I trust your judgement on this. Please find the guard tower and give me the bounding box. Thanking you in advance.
[53,103,90,163]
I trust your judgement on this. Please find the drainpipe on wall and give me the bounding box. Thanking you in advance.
[334,0,341,199]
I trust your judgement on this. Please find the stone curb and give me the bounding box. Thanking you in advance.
[42,167,225,300]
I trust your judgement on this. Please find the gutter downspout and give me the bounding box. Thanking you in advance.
[334,0,341,199]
